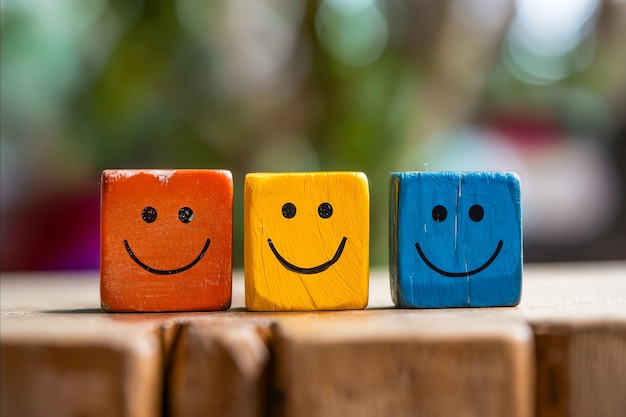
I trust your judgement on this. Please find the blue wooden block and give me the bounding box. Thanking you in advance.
[390,172,522,308]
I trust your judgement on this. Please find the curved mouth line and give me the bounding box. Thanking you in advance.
[267,237,347,274]
[414,240,503,277]
[124,238,211,275]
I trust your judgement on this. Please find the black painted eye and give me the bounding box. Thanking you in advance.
[432,205,447,222]
[318,202,333,219]
[282,202,296,219]
[178,207,194,223]
[142,206,157,223]
[469,204,484,222]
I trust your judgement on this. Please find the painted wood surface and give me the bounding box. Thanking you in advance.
[2,262,625,417]
[390,171,522,308]
[244,172,370,311]
[100,169,233,312]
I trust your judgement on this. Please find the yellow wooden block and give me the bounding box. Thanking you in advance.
[244,172,369,311]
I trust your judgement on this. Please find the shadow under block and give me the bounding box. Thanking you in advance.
[100,169,233,312]
[271,314,534,417]
[390,171,522,308]
[168,321,271,417]
[244,172,370,311]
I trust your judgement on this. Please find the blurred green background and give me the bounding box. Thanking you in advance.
[1,0,625,271]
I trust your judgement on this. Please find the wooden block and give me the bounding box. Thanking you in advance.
[100,169,233,312]
[168,320,271,417]
[390,171,522,308]
[270,315,534,417]
[244,172,370,311]
[0,316,165,417]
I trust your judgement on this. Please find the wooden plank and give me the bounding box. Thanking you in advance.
[167,320,271,417]
[0,274,169,417]
[269,313,534,417]
[2,262,626,417]
[263,262,626,417]
[520,262,626,417]
[567,321,626,417]
[0,316,166,417]
[533,321,626,417]
[519,262,626,320]
[520,263,626,417]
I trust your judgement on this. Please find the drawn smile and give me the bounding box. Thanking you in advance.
[414,240,503,277]
[267,237,347,274]
[124,239,211,275]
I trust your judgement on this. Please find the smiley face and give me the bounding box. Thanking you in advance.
[414,203,503,277]
[390,172,522,308]
[244,172,369,311]
[100,170,233,312]
[123,205,211,275]
[267,201,347,274]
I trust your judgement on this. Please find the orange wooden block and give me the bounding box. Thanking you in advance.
[100,170,233,312]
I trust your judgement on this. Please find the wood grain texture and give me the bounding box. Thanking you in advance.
[1,275,166,417]
[168,321,271,417]
[270,314,534,417]
[1,328,163,417]
[390,172,522,308]
[534,328,570,417]
[567,321,626,417]
[533,320,626,417]
[2,262,625,417]
[244,172,369,311]
[100,169,233,312]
